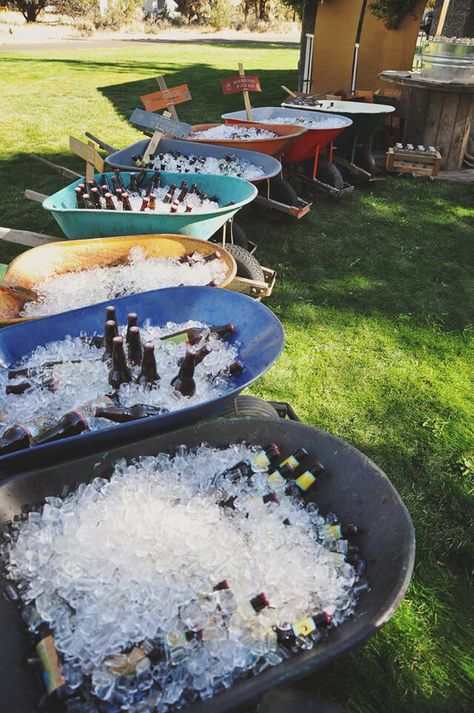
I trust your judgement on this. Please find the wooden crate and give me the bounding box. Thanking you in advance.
[385,147,442,176]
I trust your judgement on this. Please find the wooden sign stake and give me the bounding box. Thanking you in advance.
[142,130,163,165]
[156,75,180,121]
[69,136,104,180]
[238,63,253,122]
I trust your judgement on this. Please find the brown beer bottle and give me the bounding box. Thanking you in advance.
[122,192,133,211]
[171,350,196,397]
[140,197,149,212]
[109,336,132,389]
[163,184,176,204]
[177,180,188,202]
[127,326,143,367]
[104,192,116,210]
[137,342,159,388]
[203,250,222,263]
[148,193,156,210]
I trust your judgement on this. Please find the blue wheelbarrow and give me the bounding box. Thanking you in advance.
[0,285,284,471]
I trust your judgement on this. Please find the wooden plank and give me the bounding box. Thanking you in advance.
[436,0,451,36]
[156,76,179,122]
[69,136,104,173]
[448,94,474,171]
[238,63,253,122]
[142,131,163,164]
[141,84,191,113]
[423,91,445,148]
[0,227,60,247]
[404,87,430,146]
[129,108,191,138]
[28,154,82,180]
[436,92,461,170]
[24,190,48,203]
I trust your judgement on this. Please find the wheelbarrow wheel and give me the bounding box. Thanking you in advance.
[225,244,265,282]
[257,177,298,222]
[209,221,248,250]
[316,160,345,190]
[219,396,280,420]
[354,145,377,176]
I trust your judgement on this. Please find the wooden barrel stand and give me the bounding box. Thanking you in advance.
[381,71,474,170]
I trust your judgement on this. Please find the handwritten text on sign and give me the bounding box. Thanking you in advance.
[221,75,262,95]
[141,84,192,113]
[129,109,192,138]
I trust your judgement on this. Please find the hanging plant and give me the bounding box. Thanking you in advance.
[369,0,418,30]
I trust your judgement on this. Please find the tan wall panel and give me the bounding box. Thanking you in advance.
[312,0,426,94]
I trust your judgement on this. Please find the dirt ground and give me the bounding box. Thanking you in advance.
[0,10,300,51]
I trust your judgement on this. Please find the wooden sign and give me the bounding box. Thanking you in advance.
[141,84,192,113]
[221,64,260,121]
[221,75,261,95]
[129,108,191,139]
[69,136,104,182]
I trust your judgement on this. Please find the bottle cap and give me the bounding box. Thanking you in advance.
[250,592,270,612]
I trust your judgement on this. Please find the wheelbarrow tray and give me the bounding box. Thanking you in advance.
[221,107,352,163]
[0,286,284,470]
[42,171,257,241]
[0,417,415,713]
[0,234,237,326]
[181,122,307,158]
[106,137,282,185]
[281,99,395,155]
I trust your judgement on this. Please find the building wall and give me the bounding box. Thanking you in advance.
[311,0,427,94]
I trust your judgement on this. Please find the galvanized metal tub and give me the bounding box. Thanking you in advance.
[421,40,474,83]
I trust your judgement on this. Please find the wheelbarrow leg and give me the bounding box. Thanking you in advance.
[258,686,345,713]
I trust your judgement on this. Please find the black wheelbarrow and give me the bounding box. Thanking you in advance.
[0,417,415,713]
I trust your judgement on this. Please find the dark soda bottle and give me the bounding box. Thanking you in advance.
[105,305,117,323]
[34,410,90,445]
[127,326,143,366]
[137,342,159,387]
[126,312,138,343]
[170,350,196,397]
[108,336,132,389]
[94,403,167,423]
[102,320,118,362]
[0,424,34,454]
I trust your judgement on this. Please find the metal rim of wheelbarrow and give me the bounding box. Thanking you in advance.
[0,234,238,326]
[0,417,416,713]
[106,137,283,185]
[42,171,258,219]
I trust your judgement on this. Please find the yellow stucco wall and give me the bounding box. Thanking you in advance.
[311,0,426,94]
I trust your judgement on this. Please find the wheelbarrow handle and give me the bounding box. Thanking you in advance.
[24,189,49,204]
[84,132,119,155]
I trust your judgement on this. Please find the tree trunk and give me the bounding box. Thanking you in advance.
[26,4,40,22]
[298,0,318,92]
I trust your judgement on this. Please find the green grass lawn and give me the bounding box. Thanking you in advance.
[0,42,473,713]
